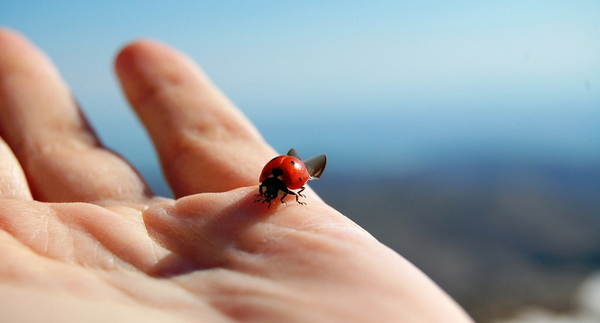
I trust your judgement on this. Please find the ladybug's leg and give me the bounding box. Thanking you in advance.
[257,183,266,197]
[254,184,265,202]
[296,186,306,198]
[288,190,306,205]
[279,190,289,204]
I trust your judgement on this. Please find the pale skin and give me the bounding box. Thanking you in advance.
[0,28,473,322]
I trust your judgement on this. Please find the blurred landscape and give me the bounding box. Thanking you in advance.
[314,158,600,322]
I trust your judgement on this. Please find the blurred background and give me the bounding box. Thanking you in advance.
[2,1,599,321]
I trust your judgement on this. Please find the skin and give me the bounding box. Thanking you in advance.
[0,28,473,322]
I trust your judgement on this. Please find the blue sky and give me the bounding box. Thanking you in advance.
[2,1,600,183]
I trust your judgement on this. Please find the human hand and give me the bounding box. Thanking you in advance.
[0,28,471,322]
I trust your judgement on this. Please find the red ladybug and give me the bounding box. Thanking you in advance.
[254,148,327,208]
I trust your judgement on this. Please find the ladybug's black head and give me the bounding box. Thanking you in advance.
[255,171,305,208]
[260,176,289,201]
[263,189,279,200]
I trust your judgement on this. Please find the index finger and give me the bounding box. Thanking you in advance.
[115,40,276,197]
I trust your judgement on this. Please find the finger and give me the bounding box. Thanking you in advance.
[0,137,31,199]
[143,187,368,271]
[0,28,152,203]
[115,40,276,197]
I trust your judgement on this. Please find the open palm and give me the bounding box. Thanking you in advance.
[0,29,471,322]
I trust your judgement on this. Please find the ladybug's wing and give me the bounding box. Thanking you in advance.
[288,148,327,179]
[303,154,327,179]
[287,148,301,159]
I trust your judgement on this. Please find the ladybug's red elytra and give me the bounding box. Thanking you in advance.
[254,148,327,208]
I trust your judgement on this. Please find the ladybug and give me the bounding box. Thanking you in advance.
[254,148,327,208]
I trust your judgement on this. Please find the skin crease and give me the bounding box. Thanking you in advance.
[0,28,473,322]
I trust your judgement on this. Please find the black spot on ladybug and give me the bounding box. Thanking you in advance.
[298,177,303,182]
[290,160,296,165]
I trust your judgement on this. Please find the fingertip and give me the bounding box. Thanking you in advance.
[114,37,205,116]
[115,38,202,83]
[0,28,49,73]
[0,27,23,45]
[114,39,164,78]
